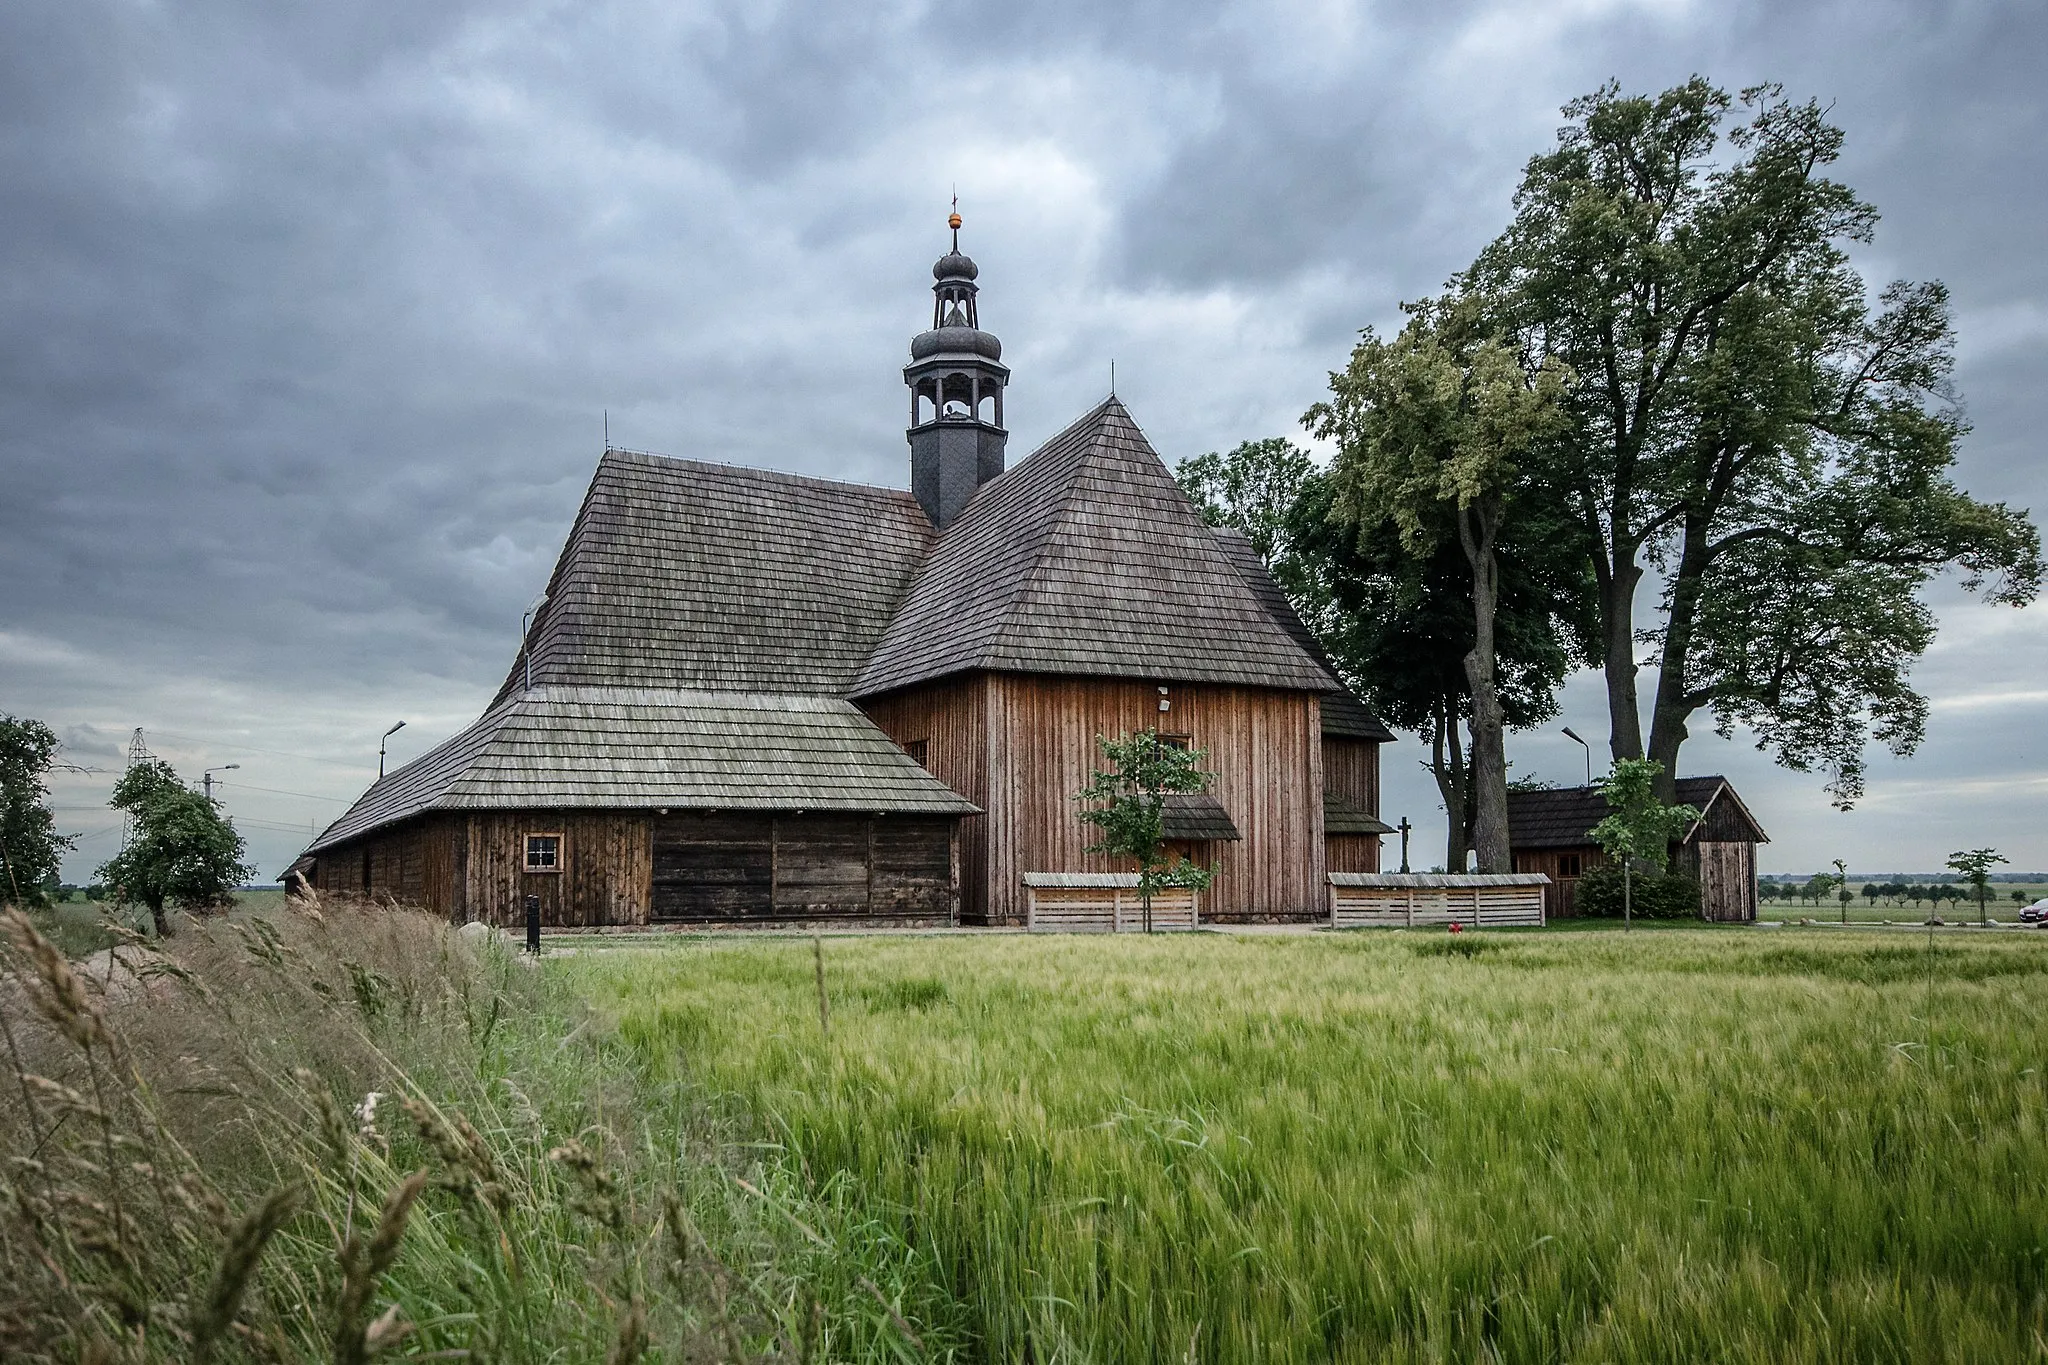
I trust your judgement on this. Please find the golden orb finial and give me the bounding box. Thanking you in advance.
[948,211,962,230]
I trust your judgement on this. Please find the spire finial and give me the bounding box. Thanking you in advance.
[949,189,961,250]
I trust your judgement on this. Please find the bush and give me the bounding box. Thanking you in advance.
[1575,862,1702,919]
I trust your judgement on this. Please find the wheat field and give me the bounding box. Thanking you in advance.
[571,927,2048,1363]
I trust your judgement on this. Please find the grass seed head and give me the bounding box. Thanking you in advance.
[190,1183,301,1362]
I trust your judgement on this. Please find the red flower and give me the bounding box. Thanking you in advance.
[1449,922,1464,935]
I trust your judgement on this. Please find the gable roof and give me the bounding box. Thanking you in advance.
[1505,776,1770,850]
[310,685,978,850]
[853,399,1341,698]
[500,449,934,701]
[1207,527,1397,742]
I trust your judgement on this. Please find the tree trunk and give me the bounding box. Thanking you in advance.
[1429,701,1471,873]
[1459,501,1511,874]
[1645,509,1719,804]
[1623,861,1633,931]
[1599,554,1647,766]
[148,893,168,939]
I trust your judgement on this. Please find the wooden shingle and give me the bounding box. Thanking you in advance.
[310,686,979,851]
[854,399,1341,697]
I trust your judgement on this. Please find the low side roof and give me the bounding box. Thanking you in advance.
[500,449,934,701]
[1324,790,1395,836]
[1505,776,1769,850]
[854,399,1341,698]
[1207,527,1397,742]
[309,685,978,850]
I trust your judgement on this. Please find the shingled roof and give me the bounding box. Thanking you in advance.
[500,449,934,701]
[310,685,978,851]
[854,399,1341,697]
[1207,527,1396,742]
[1324,790,1395,836]
[1505,776,1769,850]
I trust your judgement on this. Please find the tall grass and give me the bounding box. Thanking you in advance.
[570,929,2048,1363]
[0,897,937,1362]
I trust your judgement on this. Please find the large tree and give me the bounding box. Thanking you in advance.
[1307,302,1571,872]
[0,716,75,907]
[98,759,254,936]
[1467,78,2040,803]
[1179,438,1591,871]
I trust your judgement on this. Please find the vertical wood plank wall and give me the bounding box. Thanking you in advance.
[858,675,992,921]
[985,676,1323,925]
[1321,737,1380,813]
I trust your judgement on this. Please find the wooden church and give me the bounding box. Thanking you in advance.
[289,223,1393,927]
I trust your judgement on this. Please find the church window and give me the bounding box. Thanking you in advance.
[525,833,563,873]
[904,739,930,769]
[1159,733,1192,751]
[1558,852,1582,878]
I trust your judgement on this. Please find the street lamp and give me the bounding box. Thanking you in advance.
[379,722,407,779]
[203,764,240,804]
[1562,727,1593,787]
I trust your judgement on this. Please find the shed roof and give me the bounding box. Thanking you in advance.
[309,685,978,851]
[1160,791,1243,842]
[854,399,1341,697]
[1324,790,1395,836]
[1504,776,1769,851]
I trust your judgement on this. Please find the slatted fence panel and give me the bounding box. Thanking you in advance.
[1330,883,1546,928]
[1025,885,1199,932]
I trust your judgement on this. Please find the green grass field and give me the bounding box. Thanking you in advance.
[569,928,2048,1363]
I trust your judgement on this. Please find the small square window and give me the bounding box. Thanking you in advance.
[904,739,930,768]
[525,833,563,873]
[1558,853,1582,878]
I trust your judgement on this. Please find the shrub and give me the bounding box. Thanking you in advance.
[1575,862,1702,919]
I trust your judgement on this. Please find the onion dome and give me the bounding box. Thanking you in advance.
[910,325,1003,361]
[933,252,979,281]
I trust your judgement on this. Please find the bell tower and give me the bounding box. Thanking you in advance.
[905,210,1009,529]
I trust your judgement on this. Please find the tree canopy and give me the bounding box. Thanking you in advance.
[0,715,75,907]
[97,759,254,936]
[1308,300,1572,871]
[1465,78,2040,804]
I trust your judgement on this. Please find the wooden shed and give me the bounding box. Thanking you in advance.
[1505,777,1770,921]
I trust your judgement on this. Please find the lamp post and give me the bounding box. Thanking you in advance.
[1562,727,1593,787]
[378,722,407,780]
[203,764,239,804]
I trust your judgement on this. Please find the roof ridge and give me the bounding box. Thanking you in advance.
[598,445,921,503]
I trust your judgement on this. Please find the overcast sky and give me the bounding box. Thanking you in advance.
[5,0,2044,884]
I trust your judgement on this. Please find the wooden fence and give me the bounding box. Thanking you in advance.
[1022,873,1199,932]
[1329,873,1549,929]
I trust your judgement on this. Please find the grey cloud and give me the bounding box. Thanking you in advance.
[2,0,2042,881]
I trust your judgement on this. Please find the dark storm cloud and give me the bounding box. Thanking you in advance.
[2,0,2043,879]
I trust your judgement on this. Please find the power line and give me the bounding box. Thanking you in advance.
[216,780,353,804]
[144,729,377,770]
